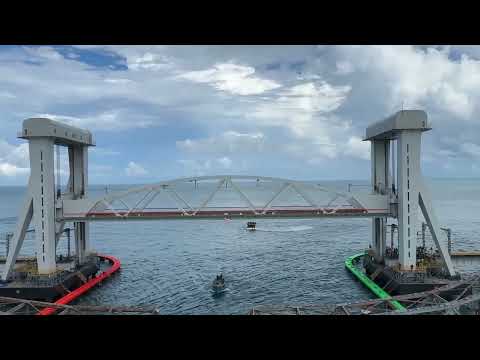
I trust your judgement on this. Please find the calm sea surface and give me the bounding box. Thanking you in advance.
[0,178,479,314]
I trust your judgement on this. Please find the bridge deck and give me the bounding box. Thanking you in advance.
[62,207,390,221]
[451,251,480,257]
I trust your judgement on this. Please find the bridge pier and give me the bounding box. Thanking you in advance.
[396,130,421,271]
[2,118,94,281]
[365,110,456,277]
[371,139,389,262]
[69,145,90,265]
[29,137,57,274]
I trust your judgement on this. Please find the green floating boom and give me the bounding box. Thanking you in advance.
[345,252,405,312]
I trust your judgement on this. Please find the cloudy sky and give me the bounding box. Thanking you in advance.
[1,45,480,185]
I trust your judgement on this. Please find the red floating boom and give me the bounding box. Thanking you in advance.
[37,254,121,316]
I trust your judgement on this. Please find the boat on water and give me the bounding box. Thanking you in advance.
[212,274,225,293]
[246,222,256,231]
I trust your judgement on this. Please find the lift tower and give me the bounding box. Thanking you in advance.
[365,110,456,277]
[2,118,94,280]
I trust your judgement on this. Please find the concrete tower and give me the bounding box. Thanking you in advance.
[365,110,456,276]
[2,118,94,280]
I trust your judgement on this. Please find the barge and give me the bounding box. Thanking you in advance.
[0,253,120,315]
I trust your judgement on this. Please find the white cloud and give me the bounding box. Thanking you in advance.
[3,45,480,181]
[36,112,154,131]
[23,46,63,61]
[343,136,370,160]
[296,74,322,81]
[335,45,480,119]
[104,78,133,84]
[216,156,232,169]
[335,60,354,75]
[127,52,173,71]
[177,159,211,176]
[0,91,16,99]
[177,131,265,154]
[438,83,473,118]
[177,157,236,175]
[89,164,114,178]
[253,81,350,120]
[252,80,351,143]
[282,82,351,112]
[0,140,30,177]
[175,77,355,166]
[0,162,29,176]
[0,141,29,167]
[91,164,113,172]
[460,143,480,157]
[178,63,281,95]
[125,161,148,177]
[0,138,77,180]
[91,147,121,156]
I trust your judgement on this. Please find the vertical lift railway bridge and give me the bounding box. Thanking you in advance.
[1,110,460,311]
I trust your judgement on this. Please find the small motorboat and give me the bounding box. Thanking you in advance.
[212,274,225,293]
[246,221,256,231]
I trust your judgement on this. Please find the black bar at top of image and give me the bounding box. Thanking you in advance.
[0,5,479,45]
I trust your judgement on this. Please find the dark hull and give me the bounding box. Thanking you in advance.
[363,256,470,299]
[0,259,100,302]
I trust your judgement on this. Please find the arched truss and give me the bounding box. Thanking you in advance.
[60,175,390,221]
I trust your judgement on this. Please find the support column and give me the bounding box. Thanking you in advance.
[371,140,389,261]
[83,146,90,253]
[418,179,456,277]
[397,131,421,271]
[30,138,57,274]
[70,145,90,264]
[1,181,33,280]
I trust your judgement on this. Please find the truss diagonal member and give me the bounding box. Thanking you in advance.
[138,189,162,213]
[454,276,480,301]
[55,221,66,250]
[261,182,291,214]
[101,183,163,205]
[6,302,26,314]
[327,195,348,213]
[167,187,195,213]
[99,200,122,217]
[418,179,456,277]
[382,293,479,315]
[193,178,226,215]
[290,182,318,208]
[227,178,258,215]
[125,189,154,216]
[117,199,131,213]
[2,181,33,281]
[344,195,366,210]
[326,194,340,207]
[164,188,191,216]
[432,293,449,303]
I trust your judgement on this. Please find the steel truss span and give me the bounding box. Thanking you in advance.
[61,175,390,221]
[0,296,159,315]
[249,275,480,315]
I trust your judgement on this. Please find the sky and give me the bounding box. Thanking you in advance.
[1,45,480,185]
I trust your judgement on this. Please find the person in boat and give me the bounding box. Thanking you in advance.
[213,274,225,292]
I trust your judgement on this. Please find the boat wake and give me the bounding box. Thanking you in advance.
[254,225,313,233]
[211,287,229,297]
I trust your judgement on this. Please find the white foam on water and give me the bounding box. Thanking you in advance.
[253,225,313,233]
